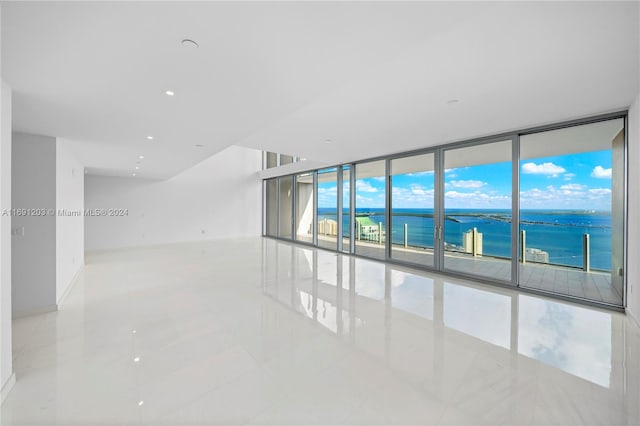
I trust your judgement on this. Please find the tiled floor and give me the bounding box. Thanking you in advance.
[347,240,621,305]
[1,237,639,425]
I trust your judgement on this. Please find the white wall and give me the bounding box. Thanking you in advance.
[629,96,639,324]
[1,79,15,401]
[55,140,84,304]
[85,145,262,251]
[626,4,640,325]
[11,133,57,317]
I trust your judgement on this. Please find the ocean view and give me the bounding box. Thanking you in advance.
[318,208,612,271]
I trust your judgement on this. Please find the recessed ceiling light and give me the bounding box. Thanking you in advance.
[165,90,175,96]
[135,166,139,170]
[133,357,140,363]
[132,173,137,177]
[181,39,199,48]
[138,401,144,407]
[147,136,154,140]
[139,155,144,159]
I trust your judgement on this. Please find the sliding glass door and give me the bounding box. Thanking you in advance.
[317,168,338,250]
[264,114,626,308]
[442,140,513,283]
[390,153,436,267]
[265,178,278,237]
[295,173,314,243]
[278,175,293,239]
[519,118,624,305]
[354,160,386,260]
[342,166,351,253]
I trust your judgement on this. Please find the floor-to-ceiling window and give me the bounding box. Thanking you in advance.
[265,178,278,237]
[442,140,513,283]
[263,114,626,309]
[354,160,386,260]
[342,166,351,253]
[390,153,436,267]
[519,118,624,306]
[317,168,338,250]
[295,173,314,244]
[278,175,293,239]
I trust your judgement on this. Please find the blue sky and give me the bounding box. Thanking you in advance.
[318,150,612,211]
[519,150,612,210]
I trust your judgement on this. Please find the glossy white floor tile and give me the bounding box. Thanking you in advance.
[1,237,639,425]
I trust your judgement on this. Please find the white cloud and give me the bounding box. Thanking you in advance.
[318,186,337,195]
[560,183,586,191]
[443,190,510,208]
[521,162,566,175]
[448,180,486,189]
[392,187,409,197]
[591,166,612,179]
[445,191,477,199]
[444,190,509,201]
[355,193,385,208]
[588,188,611,196]
[520,184,611,209]
[390,184,435,208]
[519,188,555,201]
[410,185,434,196]
[356,195,374,204]
[563,173,576,181]
[356,181,378,193]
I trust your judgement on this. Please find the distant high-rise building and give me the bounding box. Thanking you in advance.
[355,217,380,242]
[462,228,483,256]
[525,248,549,263]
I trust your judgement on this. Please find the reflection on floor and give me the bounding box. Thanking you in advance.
[333,238,620,305]
[2,237,638,425]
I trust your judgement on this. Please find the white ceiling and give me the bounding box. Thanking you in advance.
[2,1,638,180]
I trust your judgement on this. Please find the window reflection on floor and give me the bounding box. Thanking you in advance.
[263,238,615,388]
[518,294,612,388]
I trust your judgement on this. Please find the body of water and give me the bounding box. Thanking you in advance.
[317,208,612,271]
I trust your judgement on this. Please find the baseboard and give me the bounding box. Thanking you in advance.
[1,372,15,404]
[12,304,58,320]
[57,265,84,307]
